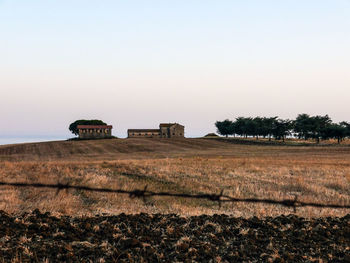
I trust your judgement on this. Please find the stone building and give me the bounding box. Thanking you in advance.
[128,123,184,138]
[77,125,113,139]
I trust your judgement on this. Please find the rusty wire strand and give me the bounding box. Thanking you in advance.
[0,181,349,210]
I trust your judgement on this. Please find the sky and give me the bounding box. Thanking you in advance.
[1,0,349,139]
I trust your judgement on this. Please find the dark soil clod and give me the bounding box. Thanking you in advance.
[0,210,349,262]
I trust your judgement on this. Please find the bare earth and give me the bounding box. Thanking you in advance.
[0,138,349,218]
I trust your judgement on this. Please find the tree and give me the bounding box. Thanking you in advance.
[311,115,332,143]
[234,117,247,138]
[215,119,234,138]
[293,114,332,143]
[244,117,256,138]
[253,117,263,139]
[293,114,313,140]
[233,117,255,138]
[262,117,277,141]
[272,119,292,142]
[323,123,348,144]
[69,119,107,136]
[215,114,350,143]
[340,121,350,138]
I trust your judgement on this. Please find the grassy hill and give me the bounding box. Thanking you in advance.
[0,138,236,161]
[1,137,349,162]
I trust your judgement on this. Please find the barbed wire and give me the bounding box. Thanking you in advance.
[0,181,350,211]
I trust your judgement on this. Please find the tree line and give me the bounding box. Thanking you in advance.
[215,114,350,144]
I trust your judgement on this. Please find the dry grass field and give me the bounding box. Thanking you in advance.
[0,138,349,218]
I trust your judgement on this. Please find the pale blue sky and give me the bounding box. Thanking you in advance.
[1,0,349,139]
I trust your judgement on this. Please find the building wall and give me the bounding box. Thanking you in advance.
[127,124,185,138]
[169,124,184,138]
[160,124,184,138]
[79,128,112,139]
[128,131,161,138]
[160,127,170,138]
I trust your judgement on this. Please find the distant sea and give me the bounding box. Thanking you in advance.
[0,136,68,146]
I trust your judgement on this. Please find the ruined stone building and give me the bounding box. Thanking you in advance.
[127,123,184,138]
[77,125,113,139]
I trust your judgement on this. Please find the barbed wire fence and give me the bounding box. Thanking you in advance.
[1,181,350,212]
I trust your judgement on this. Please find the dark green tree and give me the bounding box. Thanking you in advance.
[262,117,277,141]
[293,114,332,143]
[340,121,350,138]
[233,117,255,138]
[234,117,247,138]
[244,117,256,138]
[323,123,348,144]
[272,119,292,142]
[69,119,107,136]
[293,114,313,140]
[215,119,234,138]
[311,115,332,143]
[253,117,264,139]
[215,114,349,143]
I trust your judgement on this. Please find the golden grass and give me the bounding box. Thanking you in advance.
[0,139,349,217]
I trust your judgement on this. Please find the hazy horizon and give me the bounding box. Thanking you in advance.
[1,0,349,139]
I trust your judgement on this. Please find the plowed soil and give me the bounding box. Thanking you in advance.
[1,210,349,262]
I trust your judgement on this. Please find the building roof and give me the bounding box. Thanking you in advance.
[77,125,113,129]
[159,123,184,128]
[127,129,160,133]
[159,123,175,128]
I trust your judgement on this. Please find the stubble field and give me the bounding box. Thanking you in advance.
[0,138,349,218]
